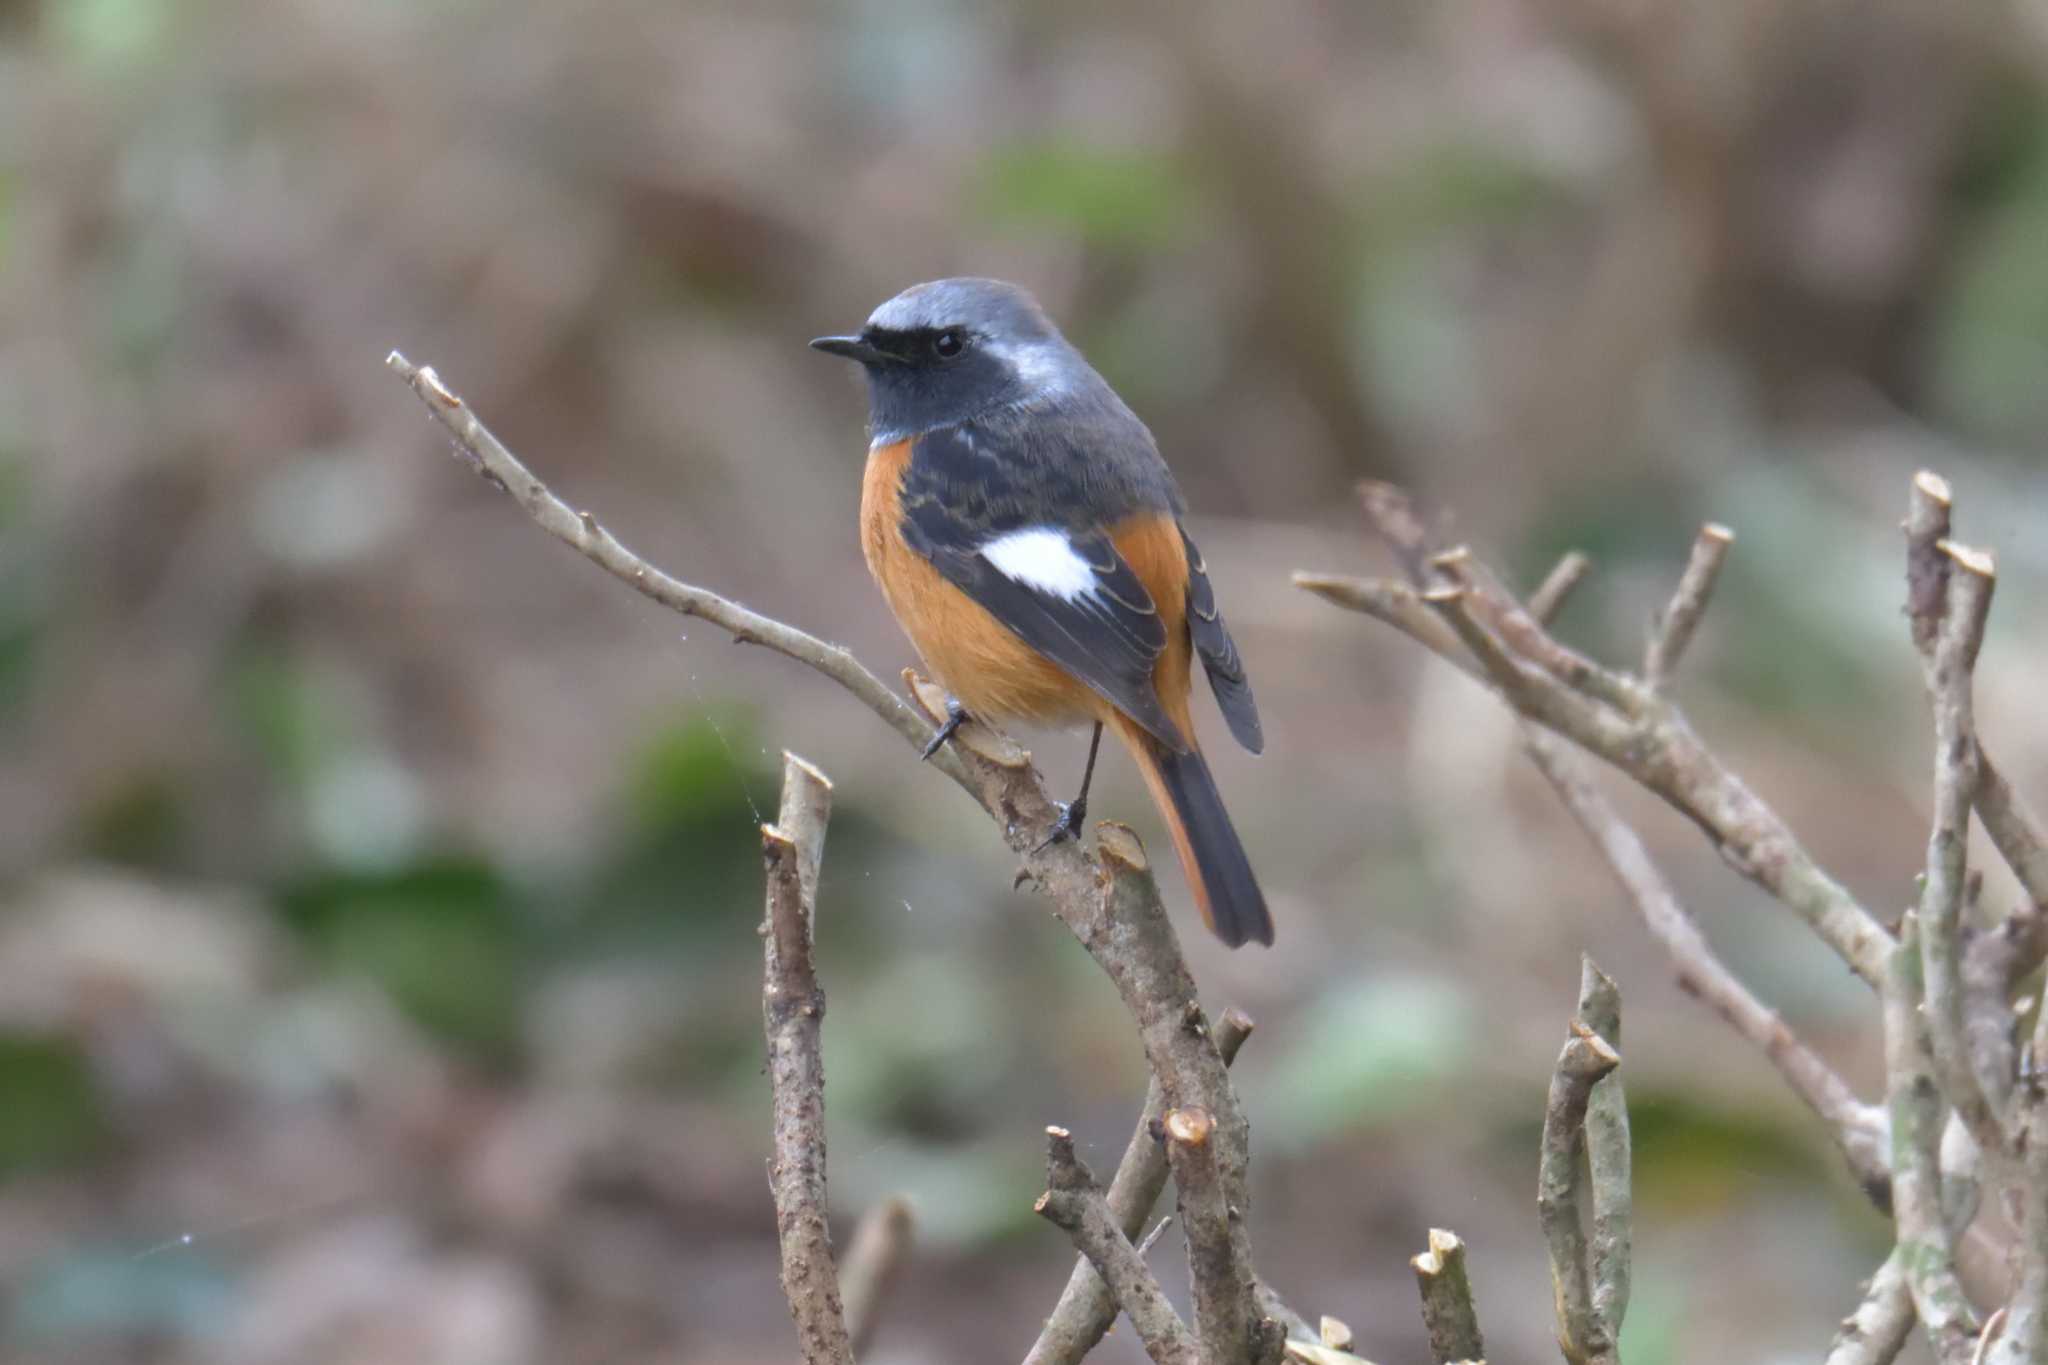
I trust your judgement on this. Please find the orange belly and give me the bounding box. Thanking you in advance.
[860,438,1194,735]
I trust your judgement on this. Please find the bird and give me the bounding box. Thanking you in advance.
[811,278,1271,948]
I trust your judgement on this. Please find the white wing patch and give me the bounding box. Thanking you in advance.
[980,527,1098,602]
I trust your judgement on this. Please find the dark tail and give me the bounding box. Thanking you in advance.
[1122,724,1273,948]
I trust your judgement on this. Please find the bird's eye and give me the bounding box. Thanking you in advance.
[933,330,965,359]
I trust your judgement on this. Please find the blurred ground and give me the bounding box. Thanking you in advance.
[5,0,2048,1361]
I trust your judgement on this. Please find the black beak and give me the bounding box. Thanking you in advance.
[810,334,896,366]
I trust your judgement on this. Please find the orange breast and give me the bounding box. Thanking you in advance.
[860,438,1193,736]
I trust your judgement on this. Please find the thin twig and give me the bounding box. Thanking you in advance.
[1643,523,1732,691]
[1824,1248,1917,1365]
[1255,1279,1321,1346]
[1529,551,1594,626]
[1577,958,1632,1341]
[1915,540,2004,1158]
[1302,534,1894,989]
[761,754,852,1365]
[1884,916,1979,1365]
[1523,729,1891,1202]
[1037,1128,1201,1365]
[841,1195,915,1355]
[1411,1226,1485,1363]
[386,351,969,788]
[1538,1018,1622,1365]
[1027,1010,1255,1365]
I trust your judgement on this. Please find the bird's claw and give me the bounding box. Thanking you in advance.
[921,698,969,761]
[1033,797,1088,854]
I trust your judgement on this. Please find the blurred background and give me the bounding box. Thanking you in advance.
[4,0,2048,1360]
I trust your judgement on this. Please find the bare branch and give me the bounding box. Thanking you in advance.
[1916,540,2004,1156]
[1905,469,1954,658]
[386,351,969,787]
[1975,757,2048,918]
[1988,997,2048,1364]
[1884,916,1980,1364]
[1411,1226,1485,1364]
[1825,1249,1917,1365]
[1991,1099,2048,1363]
[1523,730,1890,1200]
[387,352,1275,1365]
[1529,550,1594,626]
[1302,497,1894,989]
[1279,1342,1378,1365]
[761,755,852,1365]
[1292,572,1472,667]
[841,1195,915,1356]
[1027,1010,1255,1365]
[1254,1279,1321,1345]
[1908,468,2048,920]
[1577,958,1632,1341]
[1036,1128,1201,1365]
[1539,1018,1622,1365]
[1643,523,1733,691]
[1159,1106,1256,1363]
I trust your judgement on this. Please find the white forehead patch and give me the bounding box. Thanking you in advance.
[980,527,1097,602]
[868,288,946,332]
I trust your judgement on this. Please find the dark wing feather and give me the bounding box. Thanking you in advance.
[899,426,1188,751]
[1180,527,1262,754]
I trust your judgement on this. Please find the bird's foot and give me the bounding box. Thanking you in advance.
[921,697,970,761]
[1033,796,1088,854]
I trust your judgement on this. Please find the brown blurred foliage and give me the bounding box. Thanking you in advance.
[4,0,2048,1361]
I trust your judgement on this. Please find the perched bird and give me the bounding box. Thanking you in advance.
[812,278,1271,947]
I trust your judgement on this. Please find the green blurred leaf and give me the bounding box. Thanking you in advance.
[626,706,767,832]
[75,772,188,868]
[0,1034,106,1174]
[1253,974,1474,1147]
[1932,131,2048,441]
[972,142,1198,248]
[1357,140,1563,249]
[51,0,171,68]
[1624,1089,1835,1210]
[226,649,342,787]
[277,858,530,1060]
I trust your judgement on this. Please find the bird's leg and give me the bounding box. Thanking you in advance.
[920,696,971,760]
[1034,722,1103,852]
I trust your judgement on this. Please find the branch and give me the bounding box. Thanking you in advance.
[761,754,852,1365]
[1986,1003,2048,1364]
[1529,550,1594,626]
[1642,523,1732,691]
[386,352,1274,1365]
[1539,1018,1622,1365]
[1825,1248,1917,1365]
[1883,916,1979,1365]
[1300,491,1894,988]
[1411,1226,1485,1364]
[1577,958,1632,1342]
[1036,1128,1201,1365]
[1524,730,1890,1203]
[1915,539,2004,1157]
[1990,1124,2048,1361]
[1017,821,1267,1345]
[1163,1106,1256,1363]
[841,1195,915,1356]
[1027,1010,1255,1365]
[386,351,969,789]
